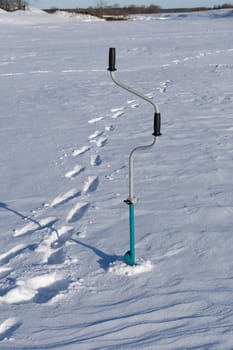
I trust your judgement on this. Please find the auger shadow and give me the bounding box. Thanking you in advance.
[0,201,41,226]
[0,201,59,238]
[71,238,122,271]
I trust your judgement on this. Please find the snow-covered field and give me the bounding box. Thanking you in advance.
[0,7,233,349]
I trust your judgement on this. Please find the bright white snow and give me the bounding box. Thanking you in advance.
[0,7,233,349]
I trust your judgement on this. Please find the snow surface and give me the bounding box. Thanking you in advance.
[0,7,233,349]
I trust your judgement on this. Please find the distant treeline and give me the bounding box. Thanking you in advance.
[1,1,232,14]
[45,4,233,20]
[0,0,28,11]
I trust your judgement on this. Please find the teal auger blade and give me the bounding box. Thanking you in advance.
[124,250,135,266]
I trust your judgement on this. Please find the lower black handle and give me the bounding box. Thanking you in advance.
[153,112,162,136]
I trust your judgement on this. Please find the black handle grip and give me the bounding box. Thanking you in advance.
[108,47,116,71]
[153,112,162,136]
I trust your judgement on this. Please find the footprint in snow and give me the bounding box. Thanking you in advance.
[36,226,74,263]
[131,103,140,108]
[0,244,27,264]
[53,226,75,246]
[111,107,124,113]
[65,165,85,179]
[88,130,104,140]
[105,165,126,181]
[111,107,125,119]
[0,273,69,305]
[34,277,70,304]
[0,267,12,279]
[90,154,102,166]
[66,202,90,223]
[145,92,154,99]
[50,189,81,208]
[112,111,125,119]
[95,136,108,148]
[72,145,90,157]
[83,176,99,194]
[0,244,37,265]
[89,134,108,147]
[0,318,22,341]
[105,125,114,132]
[159,80,173,93]
[46,248,65,265]
[127,100,140,108]
[47,226,76,264]
[88,117,104,124]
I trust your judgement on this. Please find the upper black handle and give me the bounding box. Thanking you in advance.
[108,47,116,71]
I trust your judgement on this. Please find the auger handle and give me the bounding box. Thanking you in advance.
[153,112,162,136]
[108,47,161,137]
[108,47,116,72]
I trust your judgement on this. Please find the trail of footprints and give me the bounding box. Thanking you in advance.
[0,91,154,340]
[1,48,229,339]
